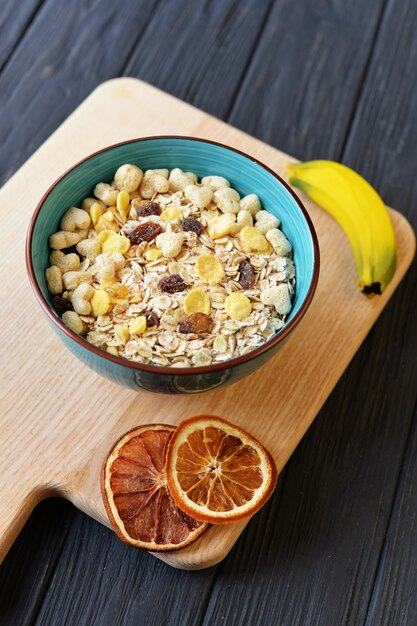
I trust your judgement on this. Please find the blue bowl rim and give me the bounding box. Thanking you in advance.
[26,135,320,376]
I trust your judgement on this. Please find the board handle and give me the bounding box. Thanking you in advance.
[0,486,44,564]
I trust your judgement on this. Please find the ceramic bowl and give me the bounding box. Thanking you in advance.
[26,136,319,394]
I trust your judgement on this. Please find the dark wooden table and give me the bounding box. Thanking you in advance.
[1,1,417,624]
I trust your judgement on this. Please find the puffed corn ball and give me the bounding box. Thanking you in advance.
[71,283,94,315]
[184,289,211,315]
[255,210,280,234]
[60,207,91,232]
[184,184,213,209]
[266,228,292,255]
[140,169,169,198]
[214,187,240,214]
[62,311,85,335]
[201,176,230,191]
[45,265,63,294]
[224,293,252,321]
[50,251,80,273]
[260,284,292,315]
[114,164,143,192]
[49,231,81,250]
[239,226,270,253]
[76,239,101,261]
[155,231,184,258]
[63,270,93,291]
[94,182,119,206]
[195,253,224,285]
[169,168,197,192]
[239,194,261,216]
[129,316,147,335]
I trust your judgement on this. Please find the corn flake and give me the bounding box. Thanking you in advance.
[224,292,252,321]
[184,289,211,315]
[195,253,224,285]
[91,289,112,317]
[129,316,147,335]
[239,226,269,253]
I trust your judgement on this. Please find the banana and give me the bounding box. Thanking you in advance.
[286,160,397,294]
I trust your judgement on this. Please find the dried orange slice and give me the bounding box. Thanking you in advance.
[165,415,277,524]
[102,424,208,551]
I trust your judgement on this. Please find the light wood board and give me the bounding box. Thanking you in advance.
[0,78,414,570]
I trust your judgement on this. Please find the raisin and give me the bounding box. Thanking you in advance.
[182,217,204,236]
[159,274,187,293]
[238,259,256,289]
[136,201,161,217]
[127,222,163,244]
[144,310,159,327]
[179,313,212,334]
[51,295,73,316]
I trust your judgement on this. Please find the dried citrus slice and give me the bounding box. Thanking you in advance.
[102,424,208,551]
[165,415,277,524]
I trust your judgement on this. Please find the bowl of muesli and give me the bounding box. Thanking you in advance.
[26,137,319,394]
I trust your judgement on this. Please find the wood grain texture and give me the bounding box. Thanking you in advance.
[0,0,44,73]
[0,499,74,626]
[0,78,414,574]
[228,0,387,160]
[202,0,417,623]
[0,0,160,186]
[34,510,217,626]
[0,0,416,622]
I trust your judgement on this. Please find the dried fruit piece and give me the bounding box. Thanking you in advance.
[238,260,256,288]
[127,222,163,244]
[144,310,160,327]
[165,415,278,523]
[182,217,204,235]
[51,295,73,316]
[184,289,210,315]
[136,201,161,217]
[178,312,212,334]
[102,424,207,550]
[225,292,252,321]
[159,274,187,293]
[114,324,130,345]
[195,253,224,285]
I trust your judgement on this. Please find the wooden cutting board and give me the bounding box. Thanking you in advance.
[0,78,415,570]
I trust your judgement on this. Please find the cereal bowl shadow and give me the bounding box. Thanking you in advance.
[26,137,319,394]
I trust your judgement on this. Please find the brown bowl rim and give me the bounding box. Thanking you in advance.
[26,135,320,377]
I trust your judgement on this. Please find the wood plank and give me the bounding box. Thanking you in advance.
[342,1,417,622]
[34,509,217,626]
[123,0,275,118]
[0,499,74,626]
[0,0,44,73]
[0,0,160,185]
[203,0,417,624]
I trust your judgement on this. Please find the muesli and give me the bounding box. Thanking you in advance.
[46,164,295,368]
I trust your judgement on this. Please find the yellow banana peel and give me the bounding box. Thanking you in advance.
[286,160,397,294]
